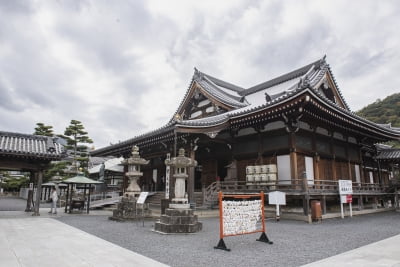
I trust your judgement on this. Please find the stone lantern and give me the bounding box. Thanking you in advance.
[123,145,149,199]
[154,148,202,233]
[165,147,197,208]
[109,145,149,221]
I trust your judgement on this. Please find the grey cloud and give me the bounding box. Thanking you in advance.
[54,1,155,74]
[0,0,34,14]
[338,49,389,78]
[0,79,23,112]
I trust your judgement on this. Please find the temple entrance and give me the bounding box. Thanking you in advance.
[217,159,229,181]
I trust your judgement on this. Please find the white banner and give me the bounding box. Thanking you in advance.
[165,153,170,199]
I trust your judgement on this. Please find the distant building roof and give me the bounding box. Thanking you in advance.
[0,131,65,160]
[376,149,400,160]
[64,173,103,184]
[88,157,124,174]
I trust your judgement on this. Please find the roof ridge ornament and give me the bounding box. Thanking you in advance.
[298,76,310,89]
[194,67,204,81]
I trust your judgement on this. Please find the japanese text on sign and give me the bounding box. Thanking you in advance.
[338,180,353,195]
[222,200,262,235]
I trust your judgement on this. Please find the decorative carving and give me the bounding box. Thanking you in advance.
[206,131,219,138]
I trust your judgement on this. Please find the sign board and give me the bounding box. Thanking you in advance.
[137,192,149,204]
[340,194,353,204]
[268,191,286,205]
[338,180,353,195]
[165,153,170,199]
[346,195,352,203]
[29,183,33,190]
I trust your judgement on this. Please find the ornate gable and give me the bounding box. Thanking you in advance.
[173,69,247,121]
[313,62,350,111]
[312,71,348,110]
[179,86,229,120]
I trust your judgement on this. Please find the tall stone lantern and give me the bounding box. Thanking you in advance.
[109,145,149,221]
[165,147,197,208]
[155,148,202,233]
[123,145,149,199]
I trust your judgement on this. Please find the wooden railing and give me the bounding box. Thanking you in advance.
[202,179,389,206]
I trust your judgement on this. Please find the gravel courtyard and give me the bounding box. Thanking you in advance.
[57,211,400,267]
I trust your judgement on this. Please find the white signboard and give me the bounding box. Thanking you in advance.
[338,180,353,195]
[165,153,170,199]
[222,200,262,235]
[137,192,149,204]
[268,191,286,205]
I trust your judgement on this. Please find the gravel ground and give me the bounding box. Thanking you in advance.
[56,211,400,267]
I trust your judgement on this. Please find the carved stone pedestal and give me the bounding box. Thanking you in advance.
[154,208,202,234]
[109,197,151,221]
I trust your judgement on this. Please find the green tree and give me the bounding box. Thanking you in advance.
[357,93,400,148]
[62,120,93,172]
[43,161,68,182]
[34,122,54,136]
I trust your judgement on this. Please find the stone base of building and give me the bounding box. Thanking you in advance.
[154,208,202,233]
[109,197,151,221]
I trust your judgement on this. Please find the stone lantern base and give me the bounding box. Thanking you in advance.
[109,196,151,221]
[154,208,202,234]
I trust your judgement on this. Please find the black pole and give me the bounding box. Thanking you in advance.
[87,184,91,214]
[69,184,73,213]
[65,184,69,213]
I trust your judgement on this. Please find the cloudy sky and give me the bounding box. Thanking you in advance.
[1,0,399,149]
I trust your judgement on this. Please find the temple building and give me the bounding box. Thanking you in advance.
[91,56,400,215]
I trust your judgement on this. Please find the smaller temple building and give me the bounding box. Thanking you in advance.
[0,131,65,215]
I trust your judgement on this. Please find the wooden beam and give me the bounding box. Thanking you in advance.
[289,132,298,181]
[188,149,195,205]
[32,169,43,216]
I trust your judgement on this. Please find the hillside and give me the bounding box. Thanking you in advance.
[356,93,400,127]
[356,93,400,148]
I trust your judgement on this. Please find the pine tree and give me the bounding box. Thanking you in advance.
[62,120,93,172]
[34,123,54,136]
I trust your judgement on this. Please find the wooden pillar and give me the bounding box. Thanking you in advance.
[25,171,35,212]
[188,149,195,206]
[312,126,319,181]
[69,184,74,213]
[358,145,365,183]
[289,132,298,181]
[33,169,43,216]
[313,156,320,181]
[321,195,327,214]
[330,133,337,180]
[358,195,364,210]
[303,195,310,216]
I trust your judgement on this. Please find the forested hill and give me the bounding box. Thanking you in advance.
[356,93,400,127]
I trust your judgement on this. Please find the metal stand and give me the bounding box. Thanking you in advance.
[256,232,273,244]
[214,239,230,251]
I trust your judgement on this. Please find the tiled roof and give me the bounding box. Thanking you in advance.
[177,113,229,128]
[0,131,65,160]
[194,70,248,108]
[91,56,400,156]
[376,149,400,160]
[241,58,324,96]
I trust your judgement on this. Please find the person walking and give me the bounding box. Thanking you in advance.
[48,186,58,215]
